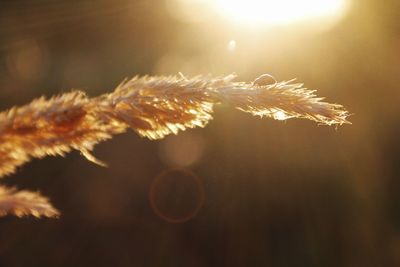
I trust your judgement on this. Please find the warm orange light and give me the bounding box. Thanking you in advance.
[213,0,349,26]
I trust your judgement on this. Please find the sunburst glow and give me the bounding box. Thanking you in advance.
[213,0,349,26]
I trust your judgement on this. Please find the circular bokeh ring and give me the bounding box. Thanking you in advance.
[149,169,205,223]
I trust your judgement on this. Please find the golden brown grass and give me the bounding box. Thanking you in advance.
[0,73,350,218]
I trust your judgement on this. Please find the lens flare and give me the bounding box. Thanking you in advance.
[149,169,204,223]
[213,0,349,26]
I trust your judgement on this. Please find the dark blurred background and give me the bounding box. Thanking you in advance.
[0,0,399,266]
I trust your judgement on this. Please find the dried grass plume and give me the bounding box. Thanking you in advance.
[0,73,350,218]
[0,186,59,218]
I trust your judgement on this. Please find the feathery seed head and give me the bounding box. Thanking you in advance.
[0,73,350,217]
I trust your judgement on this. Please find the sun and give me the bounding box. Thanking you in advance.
[212,0,349,26]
